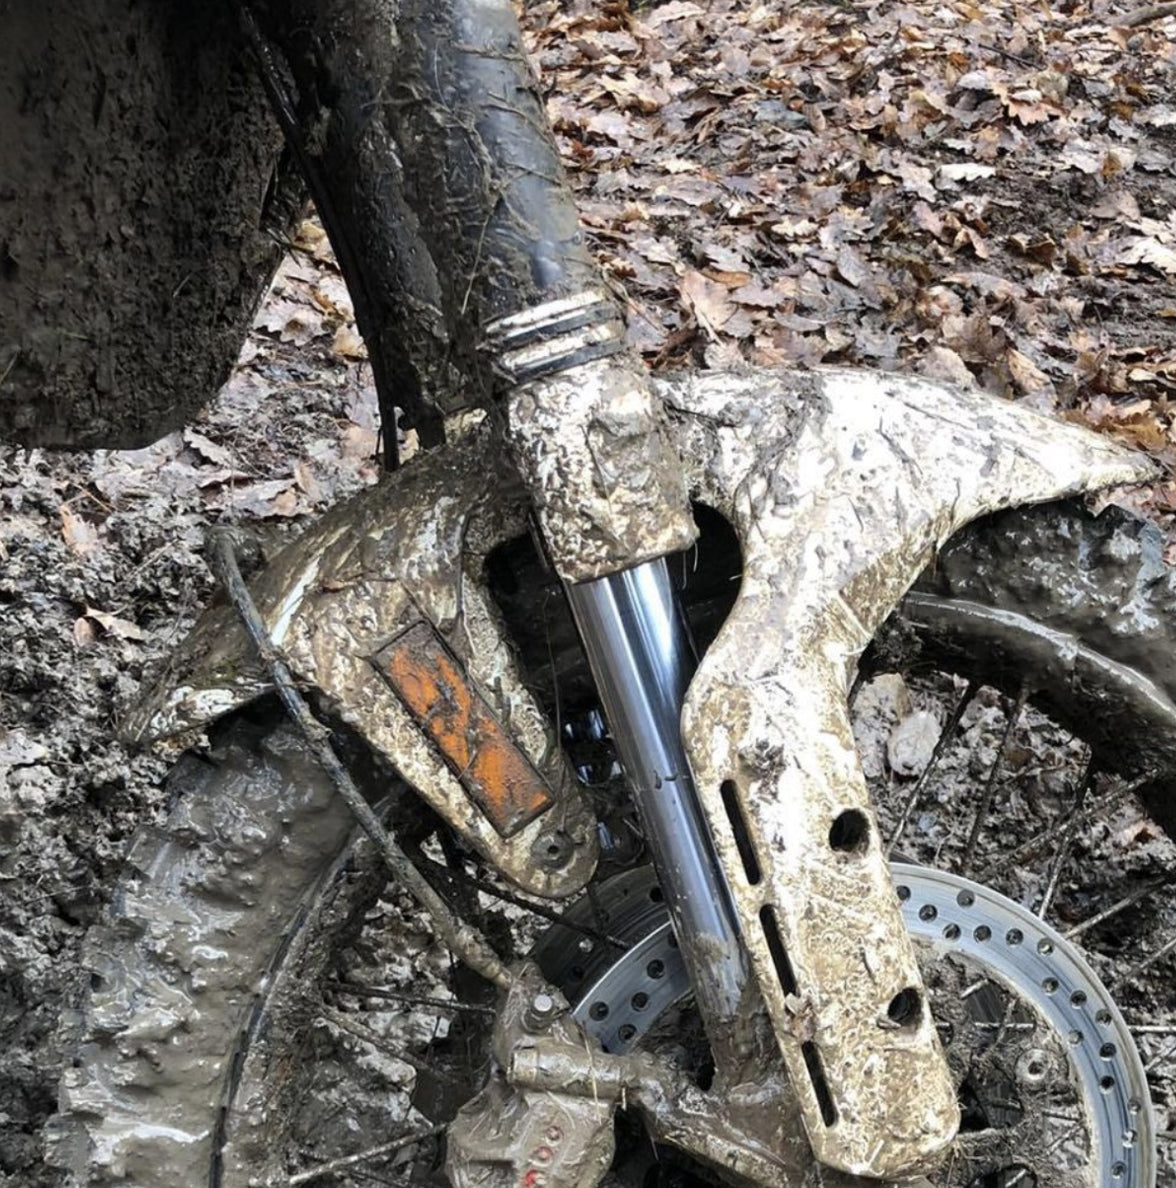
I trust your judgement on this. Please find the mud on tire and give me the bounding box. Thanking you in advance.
[46,720,360,1185]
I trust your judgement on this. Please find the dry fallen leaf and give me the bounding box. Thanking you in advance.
[1119,237,1176,275]
[938,162,997,183]
[584,110,633,144]
[184,430,235,469]
[639,0,705,27]
[341,424,380,461]
[85,607,149,641]
[680,269,734,339]
[331,324,368,360]
[294,460,323,503]
[60,506,99,557]
[1091,190,1142,221]
[1007,348,1053,398]
[896,160,937,202]
[255,299,327,346]
[835,245,873,289]
[229,479,300,518]
[311,274,355,322]
[919,345,975,387]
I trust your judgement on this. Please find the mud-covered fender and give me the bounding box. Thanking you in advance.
[669,368,1151,1177]
[1,2,302,449]
[126,428,604,899]
[126,368,1151,921]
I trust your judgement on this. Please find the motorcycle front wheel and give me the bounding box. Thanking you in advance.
[48,498,1176,1188]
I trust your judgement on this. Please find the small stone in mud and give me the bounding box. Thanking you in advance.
[852,673,914,778]
[887,710,941,777]
[861,673,912,719]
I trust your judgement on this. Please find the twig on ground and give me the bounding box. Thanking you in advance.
[286,1126,444,1186]
[1117,1,1176,25]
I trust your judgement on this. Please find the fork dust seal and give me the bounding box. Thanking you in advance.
[483,291,626,386]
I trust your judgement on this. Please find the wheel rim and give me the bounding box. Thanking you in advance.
[532,860,1156,1188]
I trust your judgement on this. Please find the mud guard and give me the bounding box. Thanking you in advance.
[0,2,302,449]
[671,369,1151,1175]
[127,367,1150,1171]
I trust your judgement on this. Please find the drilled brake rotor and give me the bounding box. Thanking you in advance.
[533,864,1156,1188]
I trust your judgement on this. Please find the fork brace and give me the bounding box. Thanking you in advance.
[128,366,1149,1179]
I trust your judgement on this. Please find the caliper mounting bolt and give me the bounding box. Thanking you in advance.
[523,992,561,1033]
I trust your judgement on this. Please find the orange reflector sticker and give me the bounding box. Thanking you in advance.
[375,622,555,837]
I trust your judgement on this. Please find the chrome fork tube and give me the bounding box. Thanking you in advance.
[565,558,749,1034]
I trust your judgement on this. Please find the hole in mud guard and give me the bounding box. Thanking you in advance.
[887,986,923,1028]
[721,778,761,885]
[759,903,797,996]
[802,1041,838,1126]
[828,808,870,853]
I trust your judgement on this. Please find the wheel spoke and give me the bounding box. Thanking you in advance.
[987,997,1021,1054]
[1145,1037,1176,1075]
[1064,875,1173,941]
[1118,933,1176,984]
[978,773,1153,881]
[1036,754,1093,920]
[328,982,495,1015]
[960,684,1029,876]
[860,595,1173,1183]
[286,1125,444,1186]
[319,1007,468,1087]
[887,679,978,856]
[960,976,992,1000]
[417,853,630,950]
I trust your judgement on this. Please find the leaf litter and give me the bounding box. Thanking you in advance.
[533,0,1176,529]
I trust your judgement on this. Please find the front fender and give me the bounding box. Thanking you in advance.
[128,428,605,899]
[127,368,1151,919]
[673,367,1151,1176]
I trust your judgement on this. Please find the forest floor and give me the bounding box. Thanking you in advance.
[2,0,1176,1183]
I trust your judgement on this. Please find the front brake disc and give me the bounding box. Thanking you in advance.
[533,864,1156,1188]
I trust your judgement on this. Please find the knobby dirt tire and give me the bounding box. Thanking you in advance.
[46,719,362,1186]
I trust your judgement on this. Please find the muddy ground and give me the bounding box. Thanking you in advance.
[3,0,1176,1183]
